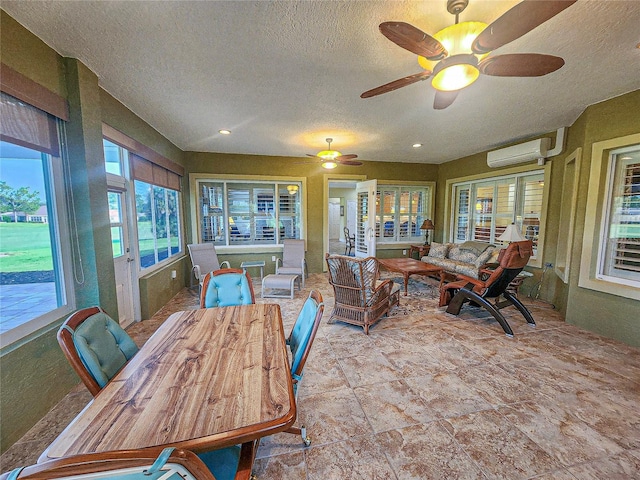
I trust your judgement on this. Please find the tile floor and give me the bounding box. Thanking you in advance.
[2,273,640,479]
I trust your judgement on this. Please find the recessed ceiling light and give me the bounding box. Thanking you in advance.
[412,143,423,148]
[219,129,231,135]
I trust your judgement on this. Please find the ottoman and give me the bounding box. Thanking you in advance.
[262,274,300,299]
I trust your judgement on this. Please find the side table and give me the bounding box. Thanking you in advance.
[240,260,265,281]
[408,244,430,259]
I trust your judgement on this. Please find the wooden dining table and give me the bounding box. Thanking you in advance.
[39,304,296,462]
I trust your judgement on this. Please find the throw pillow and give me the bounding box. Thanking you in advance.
[428,242,449,258]
[475,246,499,267]
[459,240,493,256]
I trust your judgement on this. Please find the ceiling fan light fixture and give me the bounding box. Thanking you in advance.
[432,63,479,91]
[317,149,342,160]
[418,21,487,92]
[321,161,338,169]
[418,21,488,67]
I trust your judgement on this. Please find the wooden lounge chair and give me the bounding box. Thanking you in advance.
[439,240,536,337]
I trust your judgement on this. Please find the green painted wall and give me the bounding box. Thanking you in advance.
[564,90,640,345]
[1,13,83,452]
[184,152,439,273]
[0,10,67,98]
[0,12,191,452]
[437,90,640,347]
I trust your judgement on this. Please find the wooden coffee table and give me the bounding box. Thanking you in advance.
[378,257,442,296]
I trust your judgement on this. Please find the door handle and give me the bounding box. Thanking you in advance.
[127,257,135,263]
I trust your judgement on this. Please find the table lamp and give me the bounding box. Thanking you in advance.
[420,219,434,245]
[497,223,526,243]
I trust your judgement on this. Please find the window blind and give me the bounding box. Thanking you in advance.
[130,153,181,191]
[0,92,59,156]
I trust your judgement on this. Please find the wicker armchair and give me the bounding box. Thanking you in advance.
[325,254,399,334]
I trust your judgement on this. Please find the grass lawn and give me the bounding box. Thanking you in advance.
[0,222,53,272]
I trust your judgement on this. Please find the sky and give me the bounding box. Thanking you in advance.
[0,141,47,202]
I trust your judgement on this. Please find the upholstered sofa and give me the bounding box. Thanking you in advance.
[421,241,500,279]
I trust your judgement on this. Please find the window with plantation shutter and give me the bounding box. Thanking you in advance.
[600,148,640,283]
[194,178,303,246]
[374,185,431,243]
[451,171,545,256]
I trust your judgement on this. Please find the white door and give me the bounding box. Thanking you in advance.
[346,200,357,235]
[355,180,377,257]
[108,190,135,327]
[329,203,341,239]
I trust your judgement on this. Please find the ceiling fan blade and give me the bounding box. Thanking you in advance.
[306,153,319,158]
[361,71,432,99]
[478,53,565,77]
[336,154,358,161]
[433,90,459,110]
[472,0,577,54]
[338,159,363,166]
[379,22,447,60]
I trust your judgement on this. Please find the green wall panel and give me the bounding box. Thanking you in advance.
[184,152,438,274]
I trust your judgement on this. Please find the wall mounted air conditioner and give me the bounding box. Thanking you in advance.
[487,137,551,168]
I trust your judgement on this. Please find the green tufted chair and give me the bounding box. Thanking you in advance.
[0,445,258,480]
[58,307,139,397]
[200,268,255,308]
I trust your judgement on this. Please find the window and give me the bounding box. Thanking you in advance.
[194,177,303,246]
[375,185,431,243]
[451,171,545,255]
[134,181,181,269]
[0,85,73,347]
[580,134,640,300]
[103,130,184,272]
[103,139,124,176]
[599,146,640,284]
[0,139,72,344]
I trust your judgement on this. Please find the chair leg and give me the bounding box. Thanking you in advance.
[502,291,536,327]
[286,425,311,446]
[445,287,465,315]
[446,288,514,337]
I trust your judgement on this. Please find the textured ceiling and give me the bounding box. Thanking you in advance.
[3,1,640,164]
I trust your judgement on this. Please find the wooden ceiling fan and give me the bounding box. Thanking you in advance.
[307,138,363,168]
[361,0,577,109]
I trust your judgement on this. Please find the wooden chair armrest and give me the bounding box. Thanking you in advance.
[374,278,393,293]
[454,274,485,288]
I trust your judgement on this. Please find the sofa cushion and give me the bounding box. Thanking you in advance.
[428,242,450,259]
[449,246,477,264]
[454,261,481,279]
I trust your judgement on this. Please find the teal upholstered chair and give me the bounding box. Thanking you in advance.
[57,307,139,397]
[200,268,255,308]
[283,290,324,446]
[0,445,257,480]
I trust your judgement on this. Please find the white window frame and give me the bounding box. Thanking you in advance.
[375,183,435,245]
[444,163,551,268]
[189,174,307,253]
[580,133,640,300]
